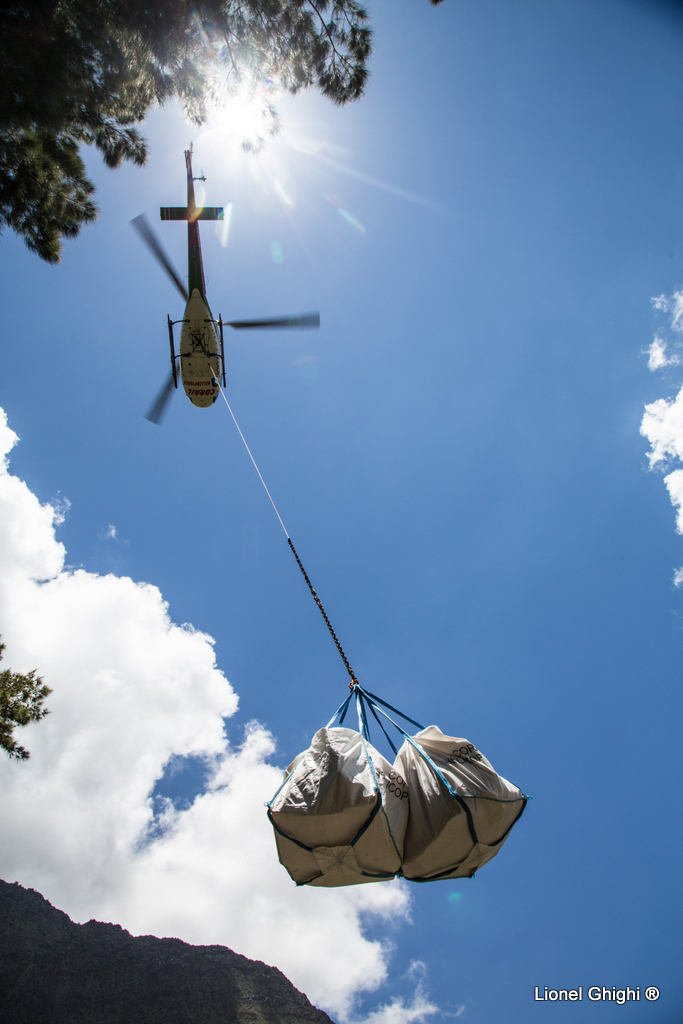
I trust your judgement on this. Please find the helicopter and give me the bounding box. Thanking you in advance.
[132,147,320,424]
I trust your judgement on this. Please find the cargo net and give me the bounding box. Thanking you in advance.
[268,684,528,887]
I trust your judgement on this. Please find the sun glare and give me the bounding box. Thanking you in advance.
[193,92,374,252]
[215,201,233,247]
[201,86,279,157]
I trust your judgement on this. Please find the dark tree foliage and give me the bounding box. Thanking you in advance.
[0,639,52,761]
[0,0,388,262]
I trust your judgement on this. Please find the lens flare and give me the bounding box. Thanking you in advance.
[216,202,233,247]
[274,178,295,207]
[312,149,447,212]
[270,241,284,264]
[322,193,365,234]
[288,134,328,155]
[293,355,319,381]
[338,208,365,233]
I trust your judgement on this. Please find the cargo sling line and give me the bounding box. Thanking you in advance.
[212,375,359,687]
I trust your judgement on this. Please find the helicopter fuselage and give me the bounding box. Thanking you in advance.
[179,290,222,408]
[134,146,319,424]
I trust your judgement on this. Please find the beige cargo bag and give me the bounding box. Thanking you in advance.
[395,726,527,881]
[268,726,409,887]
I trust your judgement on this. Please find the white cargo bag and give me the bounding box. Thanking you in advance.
[268,726,409,887]
[395,726,526,881]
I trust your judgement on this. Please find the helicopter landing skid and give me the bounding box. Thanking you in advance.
[167,315,186,389]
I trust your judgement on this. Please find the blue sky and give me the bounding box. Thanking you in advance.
[2,0,683,1020]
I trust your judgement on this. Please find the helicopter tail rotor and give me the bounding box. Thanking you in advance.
[131,215,188,301]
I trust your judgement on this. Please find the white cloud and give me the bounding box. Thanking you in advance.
[50,494,71,525]
[646,337,679,372]
[654,288,683,330]
[671,291,683,332]
[645,290,683,371]
[104,523,117,539]
[0,410,18,460]
[664,468,683,533]
[0,406,414,1021]
[639,289,683,579]
[352,963,447,1024]
[355,992,440,1024]
[640,388,683,467]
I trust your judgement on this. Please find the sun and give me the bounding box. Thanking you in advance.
[200,84,279,157]
[196,82,297,249]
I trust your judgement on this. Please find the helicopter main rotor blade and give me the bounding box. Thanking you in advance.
[226,312,320,330]
[131,215,188,301]
[144,373,176,425]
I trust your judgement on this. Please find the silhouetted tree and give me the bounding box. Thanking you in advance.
[1,0,446,261]
[0,0,380,261]
[0,638,51,761]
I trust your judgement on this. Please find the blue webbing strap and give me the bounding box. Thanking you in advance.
[266,751,306,808]
[356,689,372,744]
[358,689,479,848]
[270,692,353,809]
[350,789,382,845]
[327,692,353,729]
[357,686,425,731]
[359,696,457,799]
[400,733,478,847]
[366,700,399,756]
[323,683,423,738]
[346,709,395,873]
[355,692,381,792]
